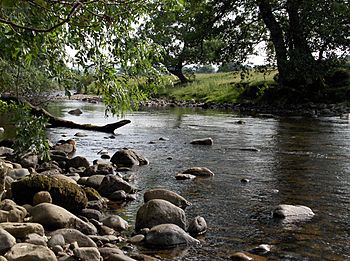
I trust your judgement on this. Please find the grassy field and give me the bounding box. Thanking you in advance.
[158,70,277,104]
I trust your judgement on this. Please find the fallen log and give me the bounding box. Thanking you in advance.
[1,96,131,133]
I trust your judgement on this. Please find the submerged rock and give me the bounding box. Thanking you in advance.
[190,137,213,145]
[144,188,191,209]
[181,167,215,177]
[188,216,207,236]
[144,224,200,249]
[273,204,315,221]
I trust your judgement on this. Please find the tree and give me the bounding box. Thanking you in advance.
[139,0,241,84]
[0,0,180,114]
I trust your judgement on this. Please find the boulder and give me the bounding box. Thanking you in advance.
[48,228,97,247]
[98,247,136,261]
[273,204,315,221]
[67,156,90,169]
[97,174,137,197]
[68,108,83,116]
[0,228,16,255]
[24,233,48,246]
[0,199,27,222]
[81,175,105,189]
[73,247,100,261]
[109,190,128,201]
[144,224,200,249]
[0,147,14,156]
[190,137,213,145]
[0,222,45,238]
[175,173,196,180]
[80,209,102,221]
[188,216,207,236]
[101,215,128,231]
[144,189,191,209]
[4,243,57,261]
[8,168,30,179]
[110,149,149,167]
[18,153,38,168]
[29,203,97,235]
[11,174,87,213]
[83,187,102,201]
[135,199,187,231]
[53,139,76,154]
[33,191,52,205]
[181,167,215,177]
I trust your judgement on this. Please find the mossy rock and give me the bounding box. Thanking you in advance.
[11,175,87,213]
[83,187,102,201]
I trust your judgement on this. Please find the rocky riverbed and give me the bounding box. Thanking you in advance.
[0,133,317,260]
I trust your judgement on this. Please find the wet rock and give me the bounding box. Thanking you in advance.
[273,204,315,221]
[68,108,83,116]
[230,252,253,261]
[175,173,196,180]
[250,244,271,255]
[109,190,128,201]
[5,243,57,261]
[110,148,149,167]
[144,188,191,209]
[188,216,207,236]
[99,247,136,261]
[101,215,128,231]
[80,209,102,221]
[190,137,213,145]
[128,234,145,244]
[12,175,87,213]
[73,247,100,261]
[181,167,215,177]
[29,203,97,235]
[135,199,187,231]
[240,178,250,183]
[74,132,88,137]
[53,139,76,154]
[48,228,97,247]
[144,224,200,249]
[33,191,52,205]
[80,175,105,189]
[24,233,48,246]
[8,168,30,179]
[0,222,45,238]
[239,148,260,152]
[98,174,137,197]
[0,228,16,254]
[67,156,90,169]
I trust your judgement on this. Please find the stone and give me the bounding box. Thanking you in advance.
[74,132,88,137]
[83,187,102,201]
[175,173,196,180]
[128,234,145,244]
[144,188,191,209]
[98,247,136,261]
[230,252,253,261]
[98,174,137,197]
[24,233,48,246]
[190,137,213,145]
[29,203,97,235]
[181,167,215,177]
[135,199,187,231]
[0,228,16,255]
[48,228,97,247]
[0,199,27,222]
[0,147,14,156]
[73,247,100,261]
[53,139,76,154]
[81,209,102,221]
[12,175,87,213]
[188,216,207,236]
[8,168,30,179]
[4,243,57,261]
[273,204,315,221]
[67,156,90,169]
[101,215,128,231]
[89,235,120,244]
[82,175,105,189]
[250,244,271,255]
[109,190,127,201]
[144,224,200,249]
[33,191,52,205]
[0,222,45,238]
[18,153,38,168]
[68,108,83,115]
[110,149,149,167]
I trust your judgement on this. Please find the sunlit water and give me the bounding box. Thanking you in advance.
[43,101,350,260]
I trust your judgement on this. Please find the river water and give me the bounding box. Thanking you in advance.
[45,100,350,261]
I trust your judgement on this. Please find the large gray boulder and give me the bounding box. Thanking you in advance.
[48,228,97,248]
[4,243,57,261]
[110,149,149,167]
[144,224,200,249]
[97,174,137,197]
[29,203,97,235]
[0,228,16,255]
[135,199,187,231]
[273,204,315,221]
[144,188,191,209]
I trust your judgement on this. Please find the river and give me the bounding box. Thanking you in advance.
[45,100,350,260]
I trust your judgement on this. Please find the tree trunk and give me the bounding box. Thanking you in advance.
[1,97,130,133]
[167,64,189,84]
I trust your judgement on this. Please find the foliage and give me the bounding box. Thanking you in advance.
[0,0,182,115]
[0,101,50,160]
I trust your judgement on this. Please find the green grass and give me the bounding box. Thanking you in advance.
[158,70,277,104]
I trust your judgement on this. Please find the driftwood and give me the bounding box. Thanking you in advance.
[1,96,131,133]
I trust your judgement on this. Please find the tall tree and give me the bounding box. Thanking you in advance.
[0,0,180,114]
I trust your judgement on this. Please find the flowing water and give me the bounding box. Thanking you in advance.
[45,100,350,260]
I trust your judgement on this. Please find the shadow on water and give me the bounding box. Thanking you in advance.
[39,101,350,260]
